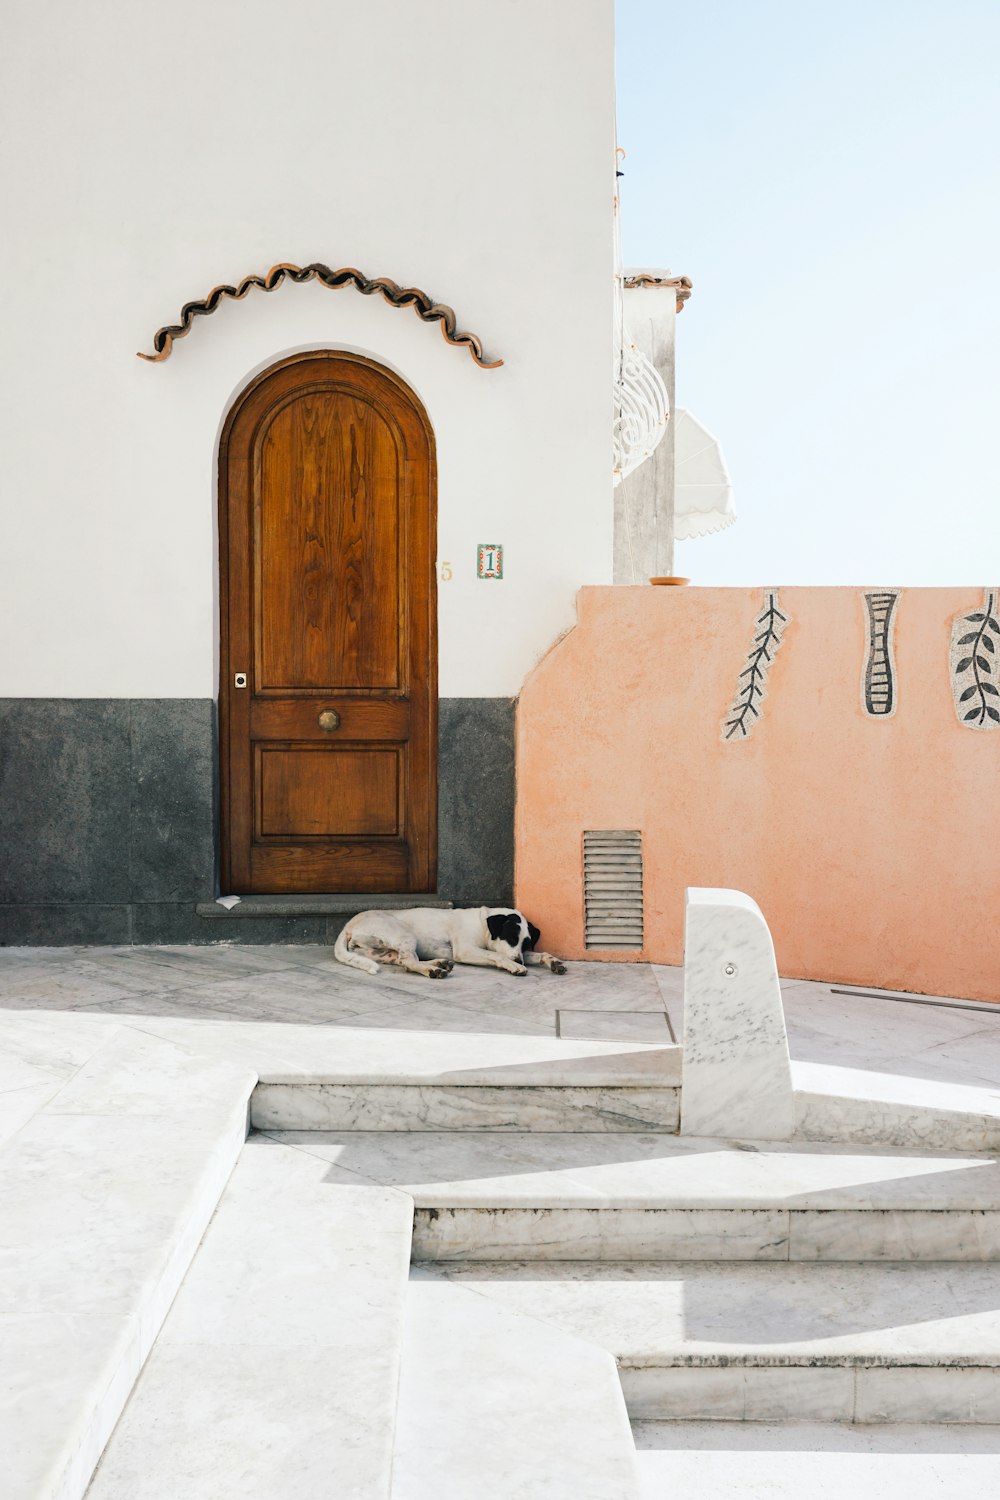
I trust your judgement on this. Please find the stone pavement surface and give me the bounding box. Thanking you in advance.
[2,943,999,1091]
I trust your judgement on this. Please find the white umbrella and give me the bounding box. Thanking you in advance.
[673,407,736,540]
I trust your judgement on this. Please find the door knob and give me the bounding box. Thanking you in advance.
[318,710,340,731]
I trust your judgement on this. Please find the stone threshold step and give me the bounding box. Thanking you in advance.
[430,1260,1000,1424]
[196,893,452,918]
[265,1131,1000,1261]
[252,1080,681,1133]
[87,1136,413,1500]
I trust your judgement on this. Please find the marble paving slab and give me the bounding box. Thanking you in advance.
[128,1016,680,1087]
[558,1011,674,1043]
[434,1260,1000,1365]
[265,1129,1000,1210]
[632,1422,1000,1499]
[1,1028,253,1500]
[391,1268,641,1498]
[86,1137,413,1500]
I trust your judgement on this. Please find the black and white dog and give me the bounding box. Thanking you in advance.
[334,906,567,979]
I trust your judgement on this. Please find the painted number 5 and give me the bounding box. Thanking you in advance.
[440,561,453,582]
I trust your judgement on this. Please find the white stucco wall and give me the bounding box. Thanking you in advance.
[0,0,613,698]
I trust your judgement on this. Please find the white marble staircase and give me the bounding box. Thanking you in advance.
[429,1258,1000,1424]
[84,1132,646,1500]
[75,1112,1000,1500]
[6,880,1000,1500]
[4,1029,999,1500]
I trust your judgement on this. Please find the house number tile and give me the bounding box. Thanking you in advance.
[477,544,503,579]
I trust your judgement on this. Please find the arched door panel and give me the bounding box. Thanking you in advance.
[219,352,437,893]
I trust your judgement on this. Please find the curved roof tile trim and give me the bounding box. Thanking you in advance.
[623,272,693,311]
[137,262,504,368]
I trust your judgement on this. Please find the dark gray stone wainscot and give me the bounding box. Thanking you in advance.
[0,698,514,945]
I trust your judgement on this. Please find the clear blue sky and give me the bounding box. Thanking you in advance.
[617,0,1000,585]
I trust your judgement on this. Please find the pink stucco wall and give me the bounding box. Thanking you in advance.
[515,586,1000,1002]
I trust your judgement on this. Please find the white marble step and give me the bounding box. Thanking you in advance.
[632,1421,1000,1497]
[250,1045,681,1133]
[794,1061,1000,1152]
[391,1268,641,1499]
[1,1026,254,1500]
[432,1260,1000,1424]
[86,1135,413,1500]
[266,1130,1000,1262]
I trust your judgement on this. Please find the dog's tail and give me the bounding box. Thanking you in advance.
[333,918,380,975]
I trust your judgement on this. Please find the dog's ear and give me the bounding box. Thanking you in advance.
[525,922,541,951]
[486,913,508,942]
[503,914,523,947]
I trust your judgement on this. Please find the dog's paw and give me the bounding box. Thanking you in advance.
[551,960,567,975]
[507,963,527,977]
[428,963,451,979]
[440,959,454,973]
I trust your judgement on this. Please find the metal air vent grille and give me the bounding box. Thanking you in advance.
[583,830,644,950]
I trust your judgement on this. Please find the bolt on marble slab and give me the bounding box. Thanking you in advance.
[681,889,795,1140]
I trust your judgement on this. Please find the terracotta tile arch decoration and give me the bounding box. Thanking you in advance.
[136,262,504,369]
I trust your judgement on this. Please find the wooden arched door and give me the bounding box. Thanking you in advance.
[219,352,437,894]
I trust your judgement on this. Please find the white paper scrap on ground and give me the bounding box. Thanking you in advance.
[215,895,241,909]
[681,887,795,1140]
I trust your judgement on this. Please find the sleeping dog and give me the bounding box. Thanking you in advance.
[333,906,567,979]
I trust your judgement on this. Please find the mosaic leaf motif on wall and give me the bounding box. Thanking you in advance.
[862,590,899,717]
[722,589,789,742]
[950,589,1000,731]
